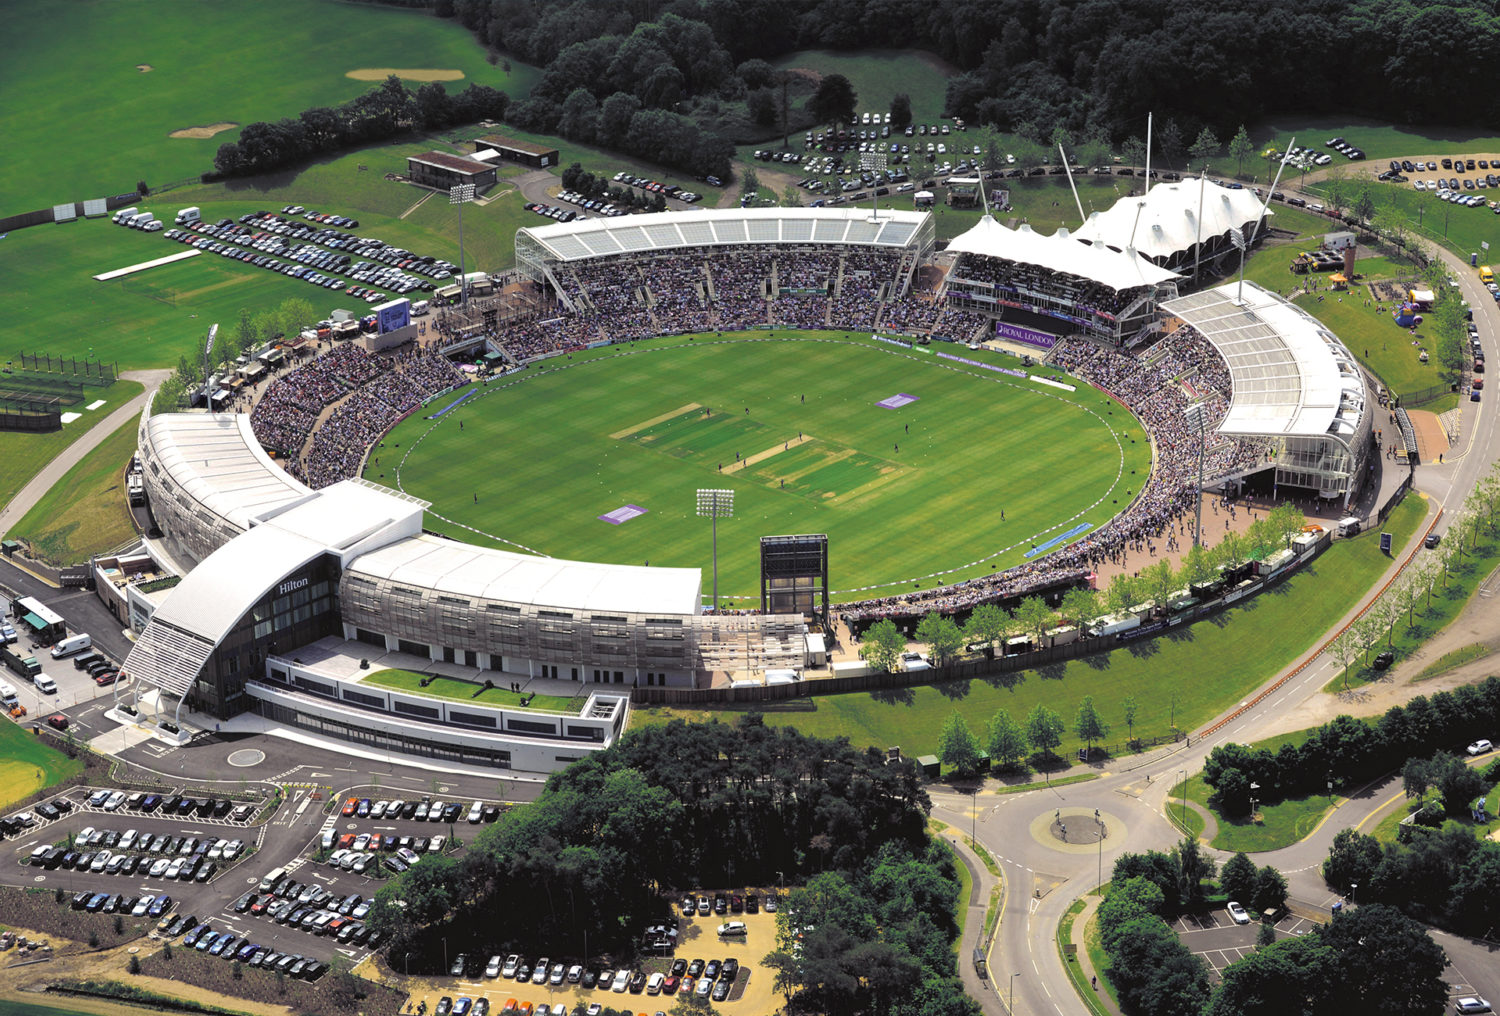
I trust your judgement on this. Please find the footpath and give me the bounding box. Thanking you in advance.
[941,830,1005,1016]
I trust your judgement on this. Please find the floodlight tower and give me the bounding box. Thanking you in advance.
[203,323,219,417]
[696,488,735,611]
[1185,401,1208,547]
[450,183,477,306]
[860,151,887,223]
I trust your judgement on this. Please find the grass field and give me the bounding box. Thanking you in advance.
[0,379,142,515]
[0,0,535,210]
[771,49,957,127]
[361,668,580,712]
[0,719,83,812]
[10,417,139,566]
[631,495,1428,755]
[377,333,1149,601]
[1179,774,1334,853]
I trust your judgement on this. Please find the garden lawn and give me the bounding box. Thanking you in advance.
[0,380,142,515]
[631,495,1428,758]
[377,333,1148,599]
[0,719,83,812]
[0,0,534,210]
[1182,775,1335,853]
[361,668,579,712]
[10,417,141,566]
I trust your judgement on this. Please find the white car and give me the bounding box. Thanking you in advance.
[1226,901,1250,925]
[1455,999,1492,1015]
[119,830,139,850]
[104,791,126,811]
[612,969,631,992]
[532,957,550,985]
[485,954,503,979]
[149,857,171,877]
[132,894,156,916]
[501,954,519,978]
[1468,739,1493,755]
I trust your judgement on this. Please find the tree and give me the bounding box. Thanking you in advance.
[740,165,761,197]
[1025,704,1065,759]
[1012,595,1053,642]
[1329,627,1360,691]
[1322,828,1383,894]
[1188,126,1220,167]
[915,611,965,666]
[1121,696,1138,742]
[1180,541,1215,587]
[809,73,856,126]
[1105,572,1140,615]
[1228,124,1253,178]
[1121,135,1145,170]
[747,88,777,129]
[781,184,801,208]
[1141,559,1177,611]
[962,603,1010,657]
[889,93,912,130]
[859,619,905,674]
[1251,865,1288,913]
[557,87,600,142]
[938,711,982,776]
[1174,836,1215,904]
[1157,118,1185,166]
[986,709,1029,771]
[1220,852,1258,903]
[1319,904,1449,1016]
[1267,501,1307,548]
[1074,696,1109,755]
[1059,586,1099,628]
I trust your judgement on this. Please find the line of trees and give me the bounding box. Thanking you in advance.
[559,162,667,211]
[211,76,511,179]
[936,695,1122,775]
[367,716,934,969]
[1202,676,1500,816]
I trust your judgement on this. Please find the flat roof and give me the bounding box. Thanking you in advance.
[479,134,559,157]
[144,413,309,531]
[518,207,931,263]
[947,215,1178,291]
[1075,178,1268,261]
[1161,281,1366,439]
[347,533,702,617]
[407,151,495,177]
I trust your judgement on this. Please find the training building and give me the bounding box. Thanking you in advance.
[474,135,560,169]
[406,151,499,192]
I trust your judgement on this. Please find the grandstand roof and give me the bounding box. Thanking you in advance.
[946,216,1178,291]
[346,533,703,618]
[1161,281,1367,440]
[1074,178,1268,261]
[517,207,931,263]
[143,413,310,531]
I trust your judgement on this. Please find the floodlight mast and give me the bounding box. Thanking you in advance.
[204,323,219,418]
[860,151,887,223]
[695,488,735,611]
[450,183,476,306]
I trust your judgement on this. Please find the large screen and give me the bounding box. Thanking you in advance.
[375,298,411,335]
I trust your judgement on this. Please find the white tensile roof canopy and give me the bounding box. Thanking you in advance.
[946,215,1179,291]
[1162,281,1365,439]
[1074,178,1268,262]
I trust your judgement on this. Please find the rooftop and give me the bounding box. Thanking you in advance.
[143,413,309,531]
[478,134,560,157]
[407,151,495,177]
[1075,178,1268,261]
[1162,280,1367,440]
[517,207,931,263]
[946,215,1179,291]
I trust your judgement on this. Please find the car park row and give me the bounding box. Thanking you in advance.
[165,906,334,982]
[4,789,254,841]
[338,795,500,823]
[225,874,384,952]
[441,951,744,1009]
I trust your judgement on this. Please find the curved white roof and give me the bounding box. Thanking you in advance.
[518,207,930,263]
[1075,179,1267,261]
[144,413,309,531]
[347,532,701,617]
[1162,281,1367,440]
[947,215,1178,291]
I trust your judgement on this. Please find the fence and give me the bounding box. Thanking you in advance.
[0,408,61,433]
[632,530,1333,708]
[1378,469,1415,525]
[0,194,137,235]
[18,354,118,386]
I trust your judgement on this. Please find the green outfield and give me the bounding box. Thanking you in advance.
[0,0,536,211]
[374,332,1150,601]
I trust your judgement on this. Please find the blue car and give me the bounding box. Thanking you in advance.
[182,923,210,947]
[195,932,220,953]
[148,894,172,918]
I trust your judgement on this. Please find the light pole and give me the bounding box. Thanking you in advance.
[1095,808,1104,888]
[696,488,734,611]
[860,151,887,223]
[450,183,476,307]
[1178,769,1188,832]
[1249,781,1260,823]
[1009,972,1020,1015]
[204,323,219,417]
[1348,882,1356,905]
[1185,401,1207,547]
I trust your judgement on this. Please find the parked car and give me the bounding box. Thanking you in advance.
[1226,901,1251,925]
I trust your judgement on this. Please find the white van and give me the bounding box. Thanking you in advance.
[112,206,137,224]
[410,300,430,317]
[175,206,201,225]
[0,680,17,706]
[1337,517,1362,537]
[258,866,289,892]
[51,634,92,659]
[33,673,58,695]
[765,669,800,685]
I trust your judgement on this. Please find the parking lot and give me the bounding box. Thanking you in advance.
[1170,907,1319,979]
[407,896,780,1016]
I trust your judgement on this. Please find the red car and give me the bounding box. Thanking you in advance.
[46,714,69,730]
[341,797,359,817]
[94,671,119,687]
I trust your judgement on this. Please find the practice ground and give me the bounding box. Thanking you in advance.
[375,332,1150,602]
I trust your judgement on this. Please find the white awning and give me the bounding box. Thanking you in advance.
[1074,179,1267,261]
[946,215,1178,291]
